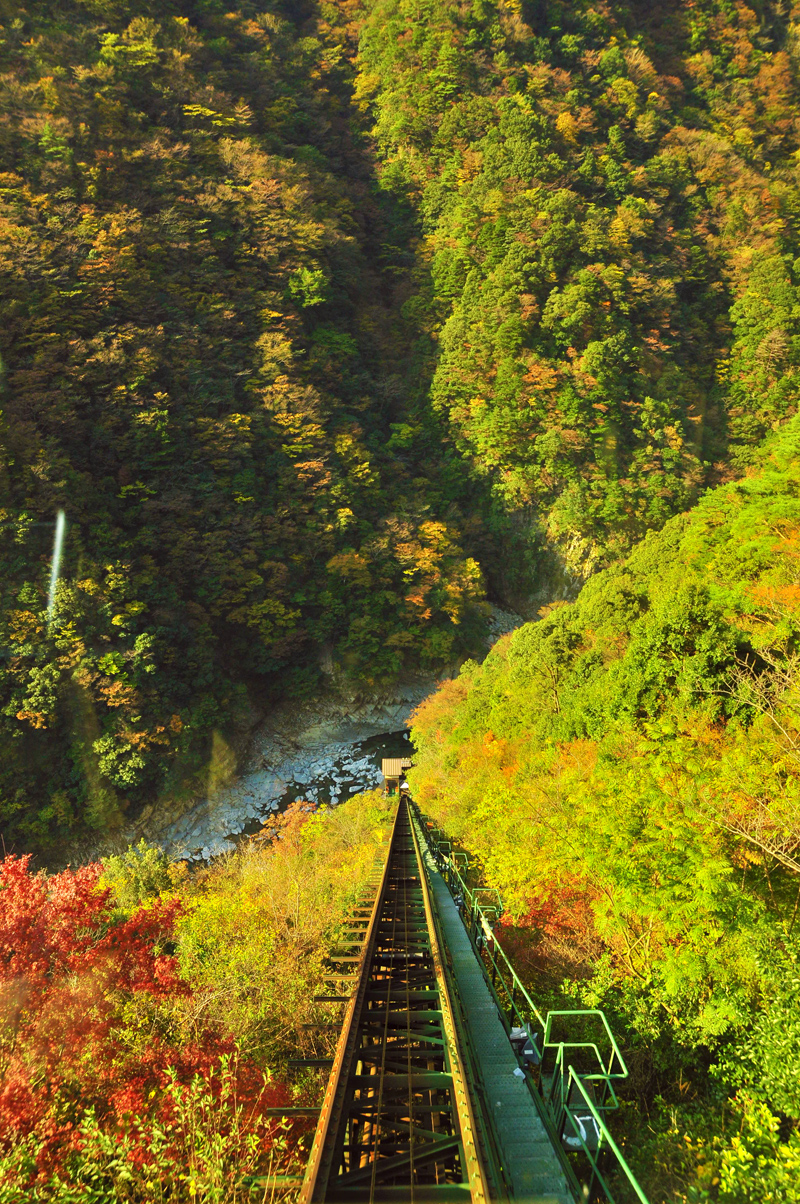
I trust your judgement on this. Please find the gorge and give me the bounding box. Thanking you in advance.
[2,1,800,1201]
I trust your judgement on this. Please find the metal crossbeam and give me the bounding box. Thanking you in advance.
[299,799,492,1204]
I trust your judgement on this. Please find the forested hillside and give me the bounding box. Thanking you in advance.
[3,2,800,849]
[4,2,800,1199]
[0,0,487,849]
[410,418,800,1201]
[351,0,800,583]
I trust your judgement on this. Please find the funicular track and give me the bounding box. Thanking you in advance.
[298,797,648,1204]
[299,798,493,1203]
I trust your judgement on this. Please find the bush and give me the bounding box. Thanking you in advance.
[101,839,175,911]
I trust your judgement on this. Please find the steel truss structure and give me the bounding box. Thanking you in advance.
[300,798,491,1204]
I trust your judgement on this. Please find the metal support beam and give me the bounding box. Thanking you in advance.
[299,799,494,1204]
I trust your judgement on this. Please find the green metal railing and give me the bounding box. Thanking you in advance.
[411,803,648,1204]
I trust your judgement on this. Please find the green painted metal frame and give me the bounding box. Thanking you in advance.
[412,801,649,1204]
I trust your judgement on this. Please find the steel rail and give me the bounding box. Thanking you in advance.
[299,805,398,1203]
[298,798,493,1204]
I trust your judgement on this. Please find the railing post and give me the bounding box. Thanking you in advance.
[413,799,649,1203]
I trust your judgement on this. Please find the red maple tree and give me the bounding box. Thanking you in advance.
[0,855,292,1183]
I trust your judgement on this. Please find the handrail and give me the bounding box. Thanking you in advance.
[559,1070,649,1204]
[411,800,648,1204]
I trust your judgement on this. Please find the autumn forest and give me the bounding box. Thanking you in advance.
[2,0,800,1200]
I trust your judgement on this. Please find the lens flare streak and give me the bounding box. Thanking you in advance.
[47,510,66,623]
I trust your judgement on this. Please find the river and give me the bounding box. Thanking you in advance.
[136,605,522,862]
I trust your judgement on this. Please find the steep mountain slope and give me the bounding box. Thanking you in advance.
[349,0,800,589]
[0,0,486,848]
[4,0,800,857]
[410,417,800,1199]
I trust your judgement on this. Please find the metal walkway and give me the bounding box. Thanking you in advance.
[420,840,570,1204]
[299,799,572,1203]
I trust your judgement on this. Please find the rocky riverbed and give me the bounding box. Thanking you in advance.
[135,605,523,862]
